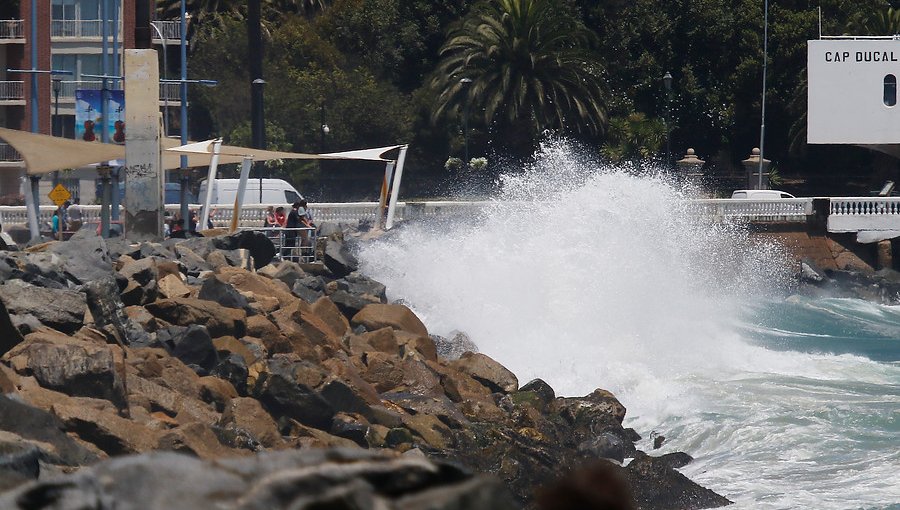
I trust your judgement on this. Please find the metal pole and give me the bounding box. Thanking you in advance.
[180,0,188,171]
[112,0,119,78]
[758,0,768,190]
[101,0,109,144]
[385,145,408,229]
[200,140,223,230]
[99,166,111,238]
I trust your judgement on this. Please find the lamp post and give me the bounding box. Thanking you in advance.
[252,78,266,203]
[149,22,168,137]
[663,71,673,167]
[758,0,769,190]
[459,77,473,171]
[52,77,61,188]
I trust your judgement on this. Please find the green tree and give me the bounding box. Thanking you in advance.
[430,0,607,156]
[600,112,667,163]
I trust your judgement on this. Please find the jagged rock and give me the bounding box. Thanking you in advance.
[517,379,556,409]
[170,325,220,373]
[396,331,438,362]
[362,327,401,356]
[384,392,470,430]
[212,353,249,395]
[352,303,428,336]
[270,261,307,288]
[323,237,359,278]
[219,397,283,449]
[51,402,161,456]
[0,396,98,467]
[658,452,693,469]
[330,412,370,447]
[625,451,732,509]
[310,297,351,337]
[146,298,247,338]
[83,277,151,346]
[199,276,252,313]
[253,358,334,429]
[157,422,241,460]
[158,273,192,298]
[330,289,377,320]
[0,364,18,395]
[319,378,373,420]
[0,435,41,491]
[0,298,24,356]
[43,234,113,284]
[432,330,479,361]
[292,279,325,303]
[451,352,518,394]
[578,431,631,463]
[339,273,388,303]
[0,279,86,334]
[3,331,127,410]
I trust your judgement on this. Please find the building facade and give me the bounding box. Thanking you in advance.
[0,0,182,204]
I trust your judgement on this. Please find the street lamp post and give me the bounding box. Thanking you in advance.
[252,78,266,203]
[663,71,673,167]
[52,77,61,188]
[758,0,769,190]
[459,77,472,172]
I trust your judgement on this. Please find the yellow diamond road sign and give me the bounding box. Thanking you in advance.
[48,184,72,206]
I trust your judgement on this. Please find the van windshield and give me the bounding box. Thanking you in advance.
[285,190,301,203]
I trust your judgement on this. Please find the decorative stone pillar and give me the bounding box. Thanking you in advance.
[741,148,771,190]
[675,148,705,181]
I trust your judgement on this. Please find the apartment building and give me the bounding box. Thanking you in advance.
[0,0,182,204]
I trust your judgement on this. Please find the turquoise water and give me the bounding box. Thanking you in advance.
[360,143,900,508]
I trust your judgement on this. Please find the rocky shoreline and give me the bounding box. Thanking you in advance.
[0,224,731,509]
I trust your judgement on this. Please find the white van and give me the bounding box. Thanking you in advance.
[198,179,304,205]
[731,189,795,199]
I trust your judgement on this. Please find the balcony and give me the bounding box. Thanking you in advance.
[0,20,24,42]
[0,81,24,103]
[51,20,121,39]
[0,142,23,163]
[56,81,183,103]
[151,20,182,42]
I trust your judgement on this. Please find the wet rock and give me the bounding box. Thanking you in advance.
[658,452,693,469]
[578,431,631,463]
[396,331,438,362]
[323,237,359,278]
[432,330,479,361]
[0,279,86,334]
[625,451,732,509]
[352,303,428,336]
[451,352,518,394]
[519,379,556,408]
[535,459,636,510]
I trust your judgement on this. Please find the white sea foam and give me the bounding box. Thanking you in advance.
[359,141,900,508]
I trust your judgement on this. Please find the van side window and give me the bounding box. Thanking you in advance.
[885,74,897,107]
[285,190,301,203]
[732,192,747,199]
[780,193,791,198]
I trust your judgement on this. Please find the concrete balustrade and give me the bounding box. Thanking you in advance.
[0,198,897,235]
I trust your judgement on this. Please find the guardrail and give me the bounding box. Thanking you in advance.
[2,198,898,234]
[0,81,24,100]
[150,20,181,41]
[57,81,180,101]
[0,143,23,162]
[0,20,24,40]
[828,197,900,233]
[51,20,120,38]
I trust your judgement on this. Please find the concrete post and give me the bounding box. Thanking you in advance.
[741,148,771,190]
[124,49,163,241]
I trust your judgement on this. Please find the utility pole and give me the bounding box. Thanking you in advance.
[249,0,266,204]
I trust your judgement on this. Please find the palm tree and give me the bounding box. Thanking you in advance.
[600,112,667,163]
[431,0,607,147]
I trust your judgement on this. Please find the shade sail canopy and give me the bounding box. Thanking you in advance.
[167,140,406,163]
[161,138,246,170]
[0,127,126,175]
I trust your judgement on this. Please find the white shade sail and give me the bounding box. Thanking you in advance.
[0,127,126,175]
[166,140,405,163]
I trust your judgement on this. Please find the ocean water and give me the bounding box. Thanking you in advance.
[359,142,900,509]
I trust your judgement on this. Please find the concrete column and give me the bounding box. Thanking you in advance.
[741,148,771,190]
[123,49,163,241]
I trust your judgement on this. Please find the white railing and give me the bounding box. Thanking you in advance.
[828,197,900,233]
[688,198,814,219]
[58,80,102,99]
[51,20,120,38]
[151,20,182,41]
[160,82,182,102]
[0,81,23,100]
[0,20,24,39]
[0,143,22,162]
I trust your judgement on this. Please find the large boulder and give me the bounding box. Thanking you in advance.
[323,237,359,278]
[351,304,428,336]
[50,403,161,456]
[450,352,518,394]
[219,397,284,449]
[45,232,114,284]
[146,298,247,338]
[199,277,252,313]
[2,331,127,410]
[169,325,220,373]
[83,277,151,346]
[0,298,24,356]
[253,358,334,430]
[0,279,86,334]
[625,451,732,509]
[0,396,98,467]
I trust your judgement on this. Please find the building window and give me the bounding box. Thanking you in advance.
[885,74,897,107]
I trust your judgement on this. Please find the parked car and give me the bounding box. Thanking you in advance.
[731,190,796,199]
